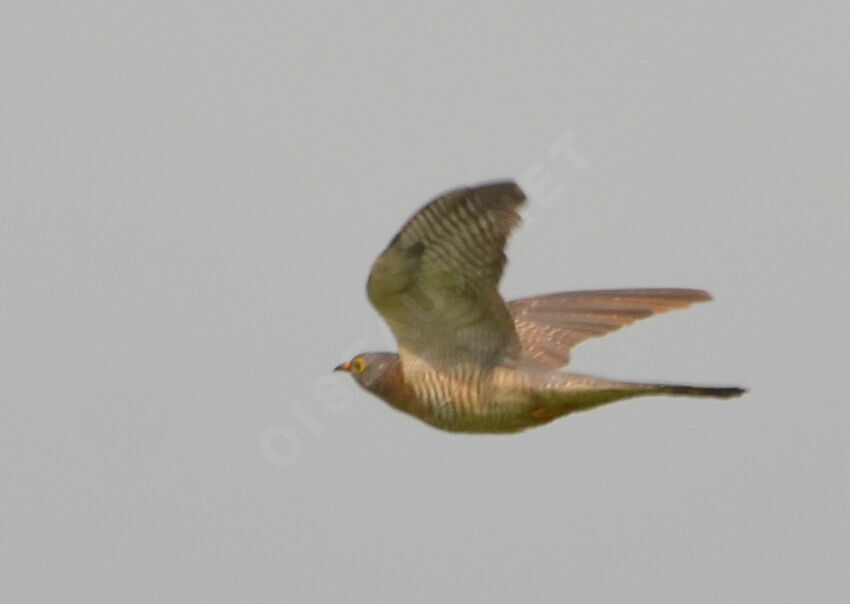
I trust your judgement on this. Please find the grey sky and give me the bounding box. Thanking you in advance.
[2,3,848,603]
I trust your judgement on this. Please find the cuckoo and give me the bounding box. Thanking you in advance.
[335,181,744,433]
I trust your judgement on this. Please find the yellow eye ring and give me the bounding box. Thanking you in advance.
[351,357,366,373]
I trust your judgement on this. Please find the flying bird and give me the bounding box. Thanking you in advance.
[335,181,744,433]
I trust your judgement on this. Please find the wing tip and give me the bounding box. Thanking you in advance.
[647,288,713,307]
[692,289,713,302]
[469,179,527,208]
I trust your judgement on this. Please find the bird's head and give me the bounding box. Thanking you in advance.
[334,352,401,395]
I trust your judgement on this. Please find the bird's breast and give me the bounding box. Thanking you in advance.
[408,363,488,417]
[394,353,538,431]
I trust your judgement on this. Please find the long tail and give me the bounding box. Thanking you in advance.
[642,384,746,399]
[532,372,746,416]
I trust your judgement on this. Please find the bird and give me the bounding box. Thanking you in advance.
[334,181,745,433]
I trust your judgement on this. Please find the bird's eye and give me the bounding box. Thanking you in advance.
[352,357,366,373]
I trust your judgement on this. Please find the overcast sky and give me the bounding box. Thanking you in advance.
[3,3,848,603]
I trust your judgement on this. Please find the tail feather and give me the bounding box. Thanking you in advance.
[648,384,746,399]
[530,371,747,416]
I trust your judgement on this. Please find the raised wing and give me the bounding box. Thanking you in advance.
[509,288,711,368]
[367,181,526,367]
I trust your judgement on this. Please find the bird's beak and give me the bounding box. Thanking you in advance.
[334,362,351,372]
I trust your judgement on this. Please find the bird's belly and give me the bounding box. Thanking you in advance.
[404,365,539,433]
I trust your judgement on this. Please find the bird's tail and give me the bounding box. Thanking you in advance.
[639,383,746,399]
[530,371,746,416]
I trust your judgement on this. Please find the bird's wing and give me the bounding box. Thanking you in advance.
[508,288,711,369]
[367,181,526,367]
